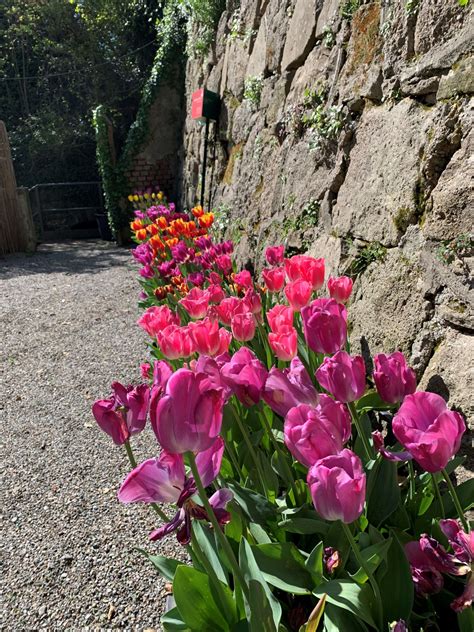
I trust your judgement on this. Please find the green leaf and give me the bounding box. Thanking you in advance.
[228,481,277,525]
[356,390,395,413]
[252,543,313,594]
[136,549,181,581]
[279,506,329,535]
[192,522,228,584]
[457,605,474,632]
[419,478,474,528]
[458,0,469,7]
[367,458,400,526]
[313,580,375,628]
[249,522,272,544]
[173,566,234,632]
[305,541,324,586]
[377,532,413,626]
[323,604,369,632]
[239,539,282,630]
[350,538,392,584]
[161,606,192,631]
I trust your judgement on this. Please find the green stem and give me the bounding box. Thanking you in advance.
[341,522,383,631]
[431,473,445,519]
[408,460,416,502]
[348,402,374,461]
[229,404,268,497]
[123,440,170,523]
[441,469,469,532]
[187,451,250,600]
[225,441,245,482]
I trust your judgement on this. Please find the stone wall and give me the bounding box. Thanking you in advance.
[177,0,473,422]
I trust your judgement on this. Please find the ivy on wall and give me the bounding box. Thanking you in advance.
[93,0,226,236]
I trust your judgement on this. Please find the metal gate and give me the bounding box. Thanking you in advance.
[29,182,104,239]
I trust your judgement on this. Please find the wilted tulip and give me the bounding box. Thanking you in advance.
[392,392,465,473]
[263,357,319,418]
[327,276,353,304]
[373,352,416,404]
[307,449,366,523]
[150,369,224,454]
[284,396,351,467]
[301,298,347,354]
[316,351,366,403]
[92,382,150,445]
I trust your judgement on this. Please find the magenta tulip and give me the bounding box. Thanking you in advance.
[265,245,285,266]
[301,298,347,354]
[392,392,465,472]
[234,270,253,289]
[263,357,319,418]
[221,347,268,407]
[327,276,353,304]
[150,369,224,454]
[284,279,313,311]
[284,396,351,467]
[92,398,130,445]
[307,449,366,523]
[92,382,150,445]
[316,351,366,403]
[268,328,298,361]
[373,352,416,403]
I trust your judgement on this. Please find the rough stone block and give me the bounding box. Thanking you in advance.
[281,0,318,71]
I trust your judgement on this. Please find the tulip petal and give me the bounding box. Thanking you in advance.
[118,453,185,504]
[195,436,225,488]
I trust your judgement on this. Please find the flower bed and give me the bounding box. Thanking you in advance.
[92,198,473,632]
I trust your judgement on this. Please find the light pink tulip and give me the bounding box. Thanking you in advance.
[267,304,294,333]
[157,325,196,359]
[137,305,180,338]
[262,267,285,292]
[285,255,325,290]
[231,312,256,342]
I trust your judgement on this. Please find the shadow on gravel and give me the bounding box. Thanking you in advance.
[0,240,134,279]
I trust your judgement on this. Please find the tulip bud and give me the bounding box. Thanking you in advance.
[327,276,353,304]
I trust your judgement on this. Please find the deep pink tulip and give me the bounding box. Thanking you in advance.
[221,347,268,407]
[267,304,294,333]
[189,318,223,356]
[215,297,241,326]
[301,298,347,354]
[327,276,353,304]
[307,449,366,523]
[192,354,233,401]
[140,362,151,380]
[373,352,416,404]
[150,369,224,454]
[157,325,196,359]
[208,271,222,286]
[216,328,233,355]
[285,279,313,311]
[138,305,180,338]
[234,270,253,289]
[152,360,174,390]
[316,351,366,403]
[206,284,225,304]
[285,396,351,467]
[262,267,285,292]
[268,328,298,361]
[285,255,325,290]
[216,254,233,275]
[179,287,210,319]
[243,288,262,315]
[263,357,319,418]
[118,438,233,545]
[392,392,465,473]
[92,398,130,445]
[231,312,256,342]
[92,382,150,445]
[265,245,285,266]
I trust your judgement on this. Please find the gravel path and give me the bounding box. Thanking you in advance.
[1,240,185,631]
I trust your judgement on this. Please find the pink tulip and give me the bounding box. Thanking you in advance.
[118,438,233,545]
[262,267,285,292]
[92,382,150,445]
[284,279,313,311]
[268,329,298,361]
[234,270,253,289]
[267,304,294,333]
[138,305,180,338]
[140,362,151,380]
[373,352,416,404]
[206,284,225,304]
[327,276,353,304]
[392,392,465,473]
[157,325,196,359]
[150,369,224,454]
[231,312,256,342]
[152,360,174,390]
[243,288,262,315]
[284,396,351,467]
[263,357,319,418]
[285,255,325,290]
[316,351,366,403]
[208,271,222,286]
[301,298,347,354]
[189,318,222,356]
[216,328,233,355]
[265,245,285,266]
[216,297,241,326]
[179,287,210,319]
[307,449,366,523]
[221,347,268,407]
[216,254,233,275]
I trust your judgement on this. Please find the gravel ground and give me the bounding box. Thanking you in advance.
[1,240,185,631]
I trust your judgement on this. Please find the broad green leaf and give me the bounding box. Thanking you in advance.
[350,538,392,584]
[252,543,313,594]
[313,580,376,628]
[279,506,329,535]
[305,541,324,587]
[161,606,192,631]
[377,532,413,626]
[356,390,395,413]
[136,549,181,581]
[173,566,235,631]
[247,581,277,632]
[457,605,474,632]
[249,522,272,544]
[228,481,277,525]
[240,539,282,630]
[323,603,369,632]
[367,458,400,526]
[192,522,228,584]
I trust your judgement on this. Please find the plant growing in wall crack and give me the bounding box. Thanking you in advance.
[244,75,264,108]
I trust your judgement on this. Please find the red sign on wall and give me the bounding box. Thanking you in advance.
[191,89,205,120]
[191,88,220,121]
